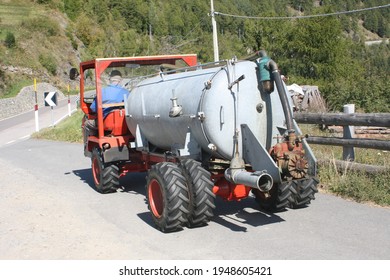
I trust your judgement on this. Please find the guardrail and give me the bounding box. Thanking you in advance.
[294,104,390,173]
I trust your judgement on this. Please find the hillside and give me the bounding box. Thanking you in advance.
[0,0,389,112]
[0,0,80,95]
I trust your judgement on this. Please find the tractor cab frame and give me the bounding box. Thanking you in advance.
[71,54,198,193]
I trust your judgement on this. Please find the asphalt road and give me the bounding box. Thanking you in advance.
[0,137,389,260]
[0,96,78,147]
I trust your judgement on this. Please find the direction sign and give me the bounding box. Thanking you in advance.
[44,91,57,107]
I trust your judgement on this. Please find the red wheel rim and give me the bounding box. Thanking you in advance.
[148,179,164,218]
[92,157,100,185]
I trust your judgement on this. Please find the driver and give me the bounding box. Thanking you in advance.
[90,70,128,117]
[84,70,128,140]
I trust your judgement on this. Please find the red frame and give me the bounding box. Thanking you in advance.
[80,54,198,151]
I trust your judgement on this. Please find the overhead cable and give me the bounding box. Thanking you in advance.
[214,4,390,20]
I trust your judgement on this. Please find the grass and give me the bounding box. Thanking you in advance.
[301,124,390,207]
[1,78,32,98]
[31,109,83,143]
[0,1,33,29]
[318,161,390,206]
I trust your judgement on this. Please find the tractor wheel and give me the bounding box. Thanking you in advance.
[146,162,190,232]
[180,159,216,228]
[252,182,293,212]
[91,148,120,194]
[289,178,319,209]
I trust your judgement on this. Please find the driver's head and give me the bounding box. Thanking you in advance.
[109,70,122,85]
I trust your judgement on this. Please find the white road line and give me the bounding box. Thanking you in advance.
[4,135,30,146]
[54,109,77,126]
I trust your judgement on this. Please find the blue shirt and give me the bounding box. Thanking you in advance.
[90,85,129,118]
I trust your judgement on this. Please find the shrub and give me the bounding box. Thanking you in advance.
[4,32,16,48]
[39,54,57,75]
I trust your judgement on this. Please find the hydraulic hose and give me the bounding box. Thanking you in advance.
[257,50,294,133]
[267,59,294,133]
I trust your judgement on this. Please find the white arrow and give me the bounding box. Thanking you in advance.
[44,91,57,107]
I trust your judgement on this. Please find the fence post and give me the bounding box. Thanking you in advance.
[343,104,355,161]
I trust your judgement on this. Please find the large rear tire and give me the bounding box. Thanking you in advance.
[146,162,190,232]
[180,159,216,228]
[91,148,119,194]
[253,178,318,211]
[289,178,319,209]
[252,182,293,212]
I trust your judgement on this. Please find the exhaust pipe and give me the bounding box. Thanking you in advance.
[225,168,273,192]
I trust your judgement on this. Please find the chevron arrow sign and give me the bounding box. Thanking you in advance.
[44,91,57,107]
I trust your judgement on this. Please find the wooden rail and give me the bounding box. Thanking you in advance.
[294,105,389,173]
[304,136,390,151]
[294,112,390,127]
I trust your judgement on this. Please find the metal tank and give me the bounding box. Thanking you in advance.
[124,55,318,192]
[125,59,289,162]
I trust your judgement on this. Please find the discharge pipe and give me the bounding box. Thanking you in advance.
[224,156,273,192]
[225,168,273,192]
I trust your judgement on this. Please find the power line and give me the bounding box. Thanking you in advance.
[214,4,390,20]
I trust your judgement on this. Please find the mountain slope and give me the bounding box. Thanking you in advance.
[1,0,389,112]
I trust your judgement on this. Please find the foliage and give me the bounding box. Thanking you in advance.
[39,53,57,75]
[4,31,16,48]
[319,161,390,206]
[21,17,60,37]
[0,78,32,99]
[299,124,390,207]
[1,0,389,112]
[63,0,82,21]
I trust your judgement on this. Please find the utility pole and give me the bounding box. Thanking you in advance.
[210,0,219,62]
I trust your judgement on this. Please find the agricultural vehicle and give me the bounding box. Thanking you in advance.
[72,52,319,232]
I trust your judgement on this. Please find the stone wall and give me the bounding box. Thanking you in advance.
[0,83,66,120]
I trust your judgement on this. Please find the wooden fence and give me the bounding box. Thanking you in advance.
[294,104,390,173]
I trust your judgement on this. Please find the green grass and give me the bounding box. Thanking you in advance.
[31,109,83,143]
[0,2,32,28]
[1,79,32,98]
[301,124,390,207]
[0,1,45,34]
[318,161,390,206]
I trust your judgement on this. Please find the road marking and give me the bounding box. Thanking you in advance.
[3,135,31,147]
[54,109,77,126]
